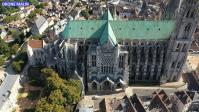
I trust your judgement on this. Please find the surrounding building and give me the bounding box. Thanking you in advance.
[76,90,199,112]
[148,89,172,112]
[27,39,47,65]
[0,29,7,39]
[0,75,20,112]
[188,100,199,112]
[76,95,144,112]
[31,15,48,35]
[170,91,199,112]
[27,0,199,92]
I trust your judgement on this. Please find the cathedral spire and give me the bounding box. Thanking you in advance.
[100,22,117,47]
[101,9,114,20]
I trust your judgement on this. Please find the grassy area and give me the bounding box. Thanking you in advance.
[27,90,41,101]
[17,88,26,99]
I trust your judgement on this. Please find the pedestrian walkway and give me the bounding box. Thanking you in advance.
[187,55,199,70]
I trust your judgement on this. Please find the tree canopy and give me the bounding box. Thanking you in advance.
[0,38,10,56]
[11,52,28,73]
[0,57,4,66]
[35,68,81,112]
[28,9,43,20]
[10,44,19,55]
[3,14,20,23]
[0,0,20,15]
[80,9,90,19]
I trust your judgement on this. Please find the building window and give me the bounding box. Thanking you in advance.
[101,66,113,74]
[105,66,108,73]
[148,47,153,63]
[140,47,145,62]
[153,65,158,80]
[190,12,194,18]
[171,62,175,68]
[176,44,181,52]
[101,66,104,73]
[182,44,187,52]
[119,55,124,68]
[145,65,150,80]
[91,55,96,66]
[185,23,191,32]
[186,10,190,18]
[92,82,97,90]
[177,62,181,68]
[132,47,137,62]
[156,48,160,63]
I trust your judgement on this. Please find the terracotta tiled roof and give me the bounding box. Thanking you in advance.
[28,39,43,48]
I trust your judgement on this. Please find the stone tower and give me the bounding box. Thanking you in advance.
[163,0,199,83]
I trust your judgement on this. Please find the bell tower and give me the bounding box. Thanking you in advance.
[163,0,199,82]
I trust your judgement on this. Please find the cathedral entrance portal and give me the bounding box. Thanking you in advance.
[102,81,111,91]
[92,82,97,90]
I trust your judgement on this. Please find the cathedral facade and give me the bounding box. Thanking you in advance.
[27,0,199,92]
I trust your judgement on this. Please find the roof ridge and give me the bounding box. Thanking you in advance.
[100,21,117,46]
[102,9,113,20]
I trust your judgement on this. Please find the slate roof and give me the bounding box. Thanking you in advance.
[35,15,47,29]
[0,75,19,109]
[63,10,176,44]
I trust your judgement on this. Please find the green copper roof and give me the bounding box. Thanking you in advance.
[63,20,107,39]
[109,20,176,40]
[62,10,176,41]
[100,22,117,46]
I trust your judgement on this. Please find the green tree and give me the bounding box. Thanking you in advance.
[3,14,20,23]
[11,44,19,55]
[37,68,81,111]
[0,57,4,66]
[0,0,20,15]
[46,74,64,91]
[48,89,65,105]
[28,0,39,5]
[62,85,81,104]
[52,105,66,112]
[80,9,90,19]
[28,9,43,20]
[35,2,48,9]
[30,35,42,40]
[41,68,56,78]
[12,60,24,73]
[35,98,54,112]
[0,38,10,56]
[61,80,81,104]
[11,29,21,38]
